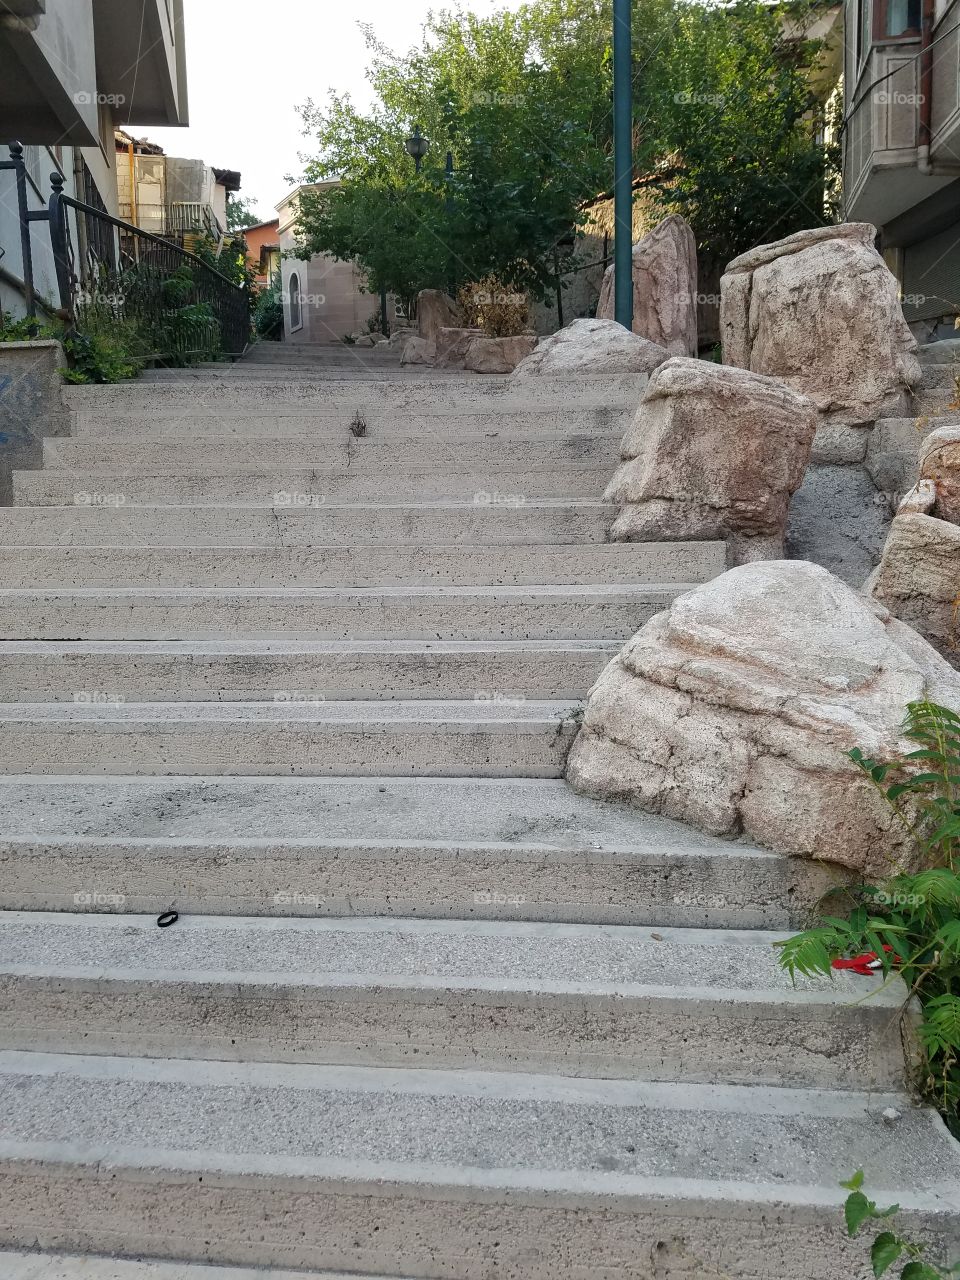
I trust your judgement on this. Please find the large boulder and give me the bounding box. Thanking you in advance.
[463,333,537,374]
[921,425,960,524]
[605,358,817,563]
[596,214,698,356]
[566,561,960,873]
[869,426,960,663]
[400,336,436,367]
[416,290,462,344]
[512,318,670,378]
[720,223,921,428]
[434,327,484,369]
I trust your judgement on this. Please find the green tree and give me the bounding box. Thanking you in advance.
[294,0,835,307]
[226,196,264,231]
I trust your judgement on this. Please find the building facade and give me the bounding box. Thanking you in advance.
[0,0,188,319]
[845,0,960,335]
[242,219,281,287]
[276,183,379,344]
[115,131,241,245]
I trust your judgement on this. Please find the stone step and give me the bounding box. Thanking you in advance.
[69,410,628,439]
[42,434,623,472]
[0,502,616,548]
[61,374,646,412]
[919,363,960,391]
[0,1254,369,1280]
[0,776,836,928]
[0,542,721,589]
[0,583,682,641]
[0,1053,955,1279]
[918,337,960,365]
[0,700,580,777]
[865,416,943,496]
[13,465,615,505]
[0,912,904,1090]
[0,639,618,702]
[911,388,960,417]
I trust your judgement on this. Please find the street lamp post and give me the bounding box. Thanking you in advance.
[405,126,429,174]
[613,0,634,331]
[444,148,456,298]
[406,126,457,300]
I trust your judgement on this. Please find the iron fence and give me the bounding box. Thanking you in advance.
[46,171,250,363]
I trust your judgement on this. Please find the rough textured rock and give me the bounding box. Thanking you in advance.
[566,561,960,872]
[605,358,816,562]
[787,463,893,588]
[400,336,436,367]
[434,327,484,369]
[921,426,960,524]
[463,334,537,374]
[721,223,921,428]
[513,318,670,378]
[871,511,960,663]
[596,215,698,356]
[416,290,462,344]
[386,327,415,349]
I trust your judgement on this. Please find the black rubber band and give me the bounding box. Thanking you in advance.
[156,911,179,929]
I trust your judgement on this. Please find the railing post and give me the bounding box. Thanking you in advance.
[47,171,74,321]
[2,141,37,317]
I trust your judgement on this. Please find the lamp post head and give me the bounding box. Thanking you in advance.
[405,126,430,173]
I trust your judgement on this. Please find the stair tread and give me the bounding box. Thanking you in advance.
[0,1256,377,1280]
[0,638,620,654]
[0,911,897,1004]
[0,1051,954,1206]
[0,776,755,854]
[0,700,576,723]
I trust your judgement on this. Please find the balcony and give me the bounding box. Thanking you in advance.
[0,0,187,147]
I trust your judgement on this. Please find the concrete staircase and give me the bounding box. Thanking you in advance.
[0,358,958,1279]
[866,340,960,500]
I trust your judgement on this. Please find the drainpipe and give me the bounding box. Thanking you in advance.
[918,0,936,172]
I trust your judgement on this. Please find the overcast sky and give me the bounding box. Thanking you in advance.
[144,0,526,221]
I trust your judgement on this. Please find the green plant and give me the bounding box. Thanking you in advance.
[458,276,530,337]
[253,271,283,340]
[777,701,960,1131]
[841,1170,960,1278]
[61,325,144,384]
[0,311,61,343]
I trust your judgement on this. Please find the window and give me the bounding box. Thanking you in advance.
[288,272,303,332]
[876,0,922,39]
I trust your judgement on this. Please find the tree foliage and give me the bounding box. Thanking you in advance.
[294,0,836,307]
[226,196,265,231]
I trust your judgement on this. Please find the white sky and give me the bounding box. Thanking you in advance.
[144,0,527,221]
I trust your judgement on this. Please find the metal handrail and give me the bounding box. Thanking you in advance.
[46,171,250,362]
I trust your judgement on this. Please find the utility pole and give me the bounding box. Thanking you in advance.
[613,0,634,331]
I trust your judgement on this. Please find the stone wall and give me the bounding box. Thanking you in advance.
[0,340,68,505]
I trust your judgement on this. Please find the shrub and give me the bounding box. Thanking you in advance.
[777,701,960,1133]
[458,276,529,338]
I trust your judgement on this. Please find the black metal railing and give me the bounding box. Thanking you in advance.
[46,171,250,363]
